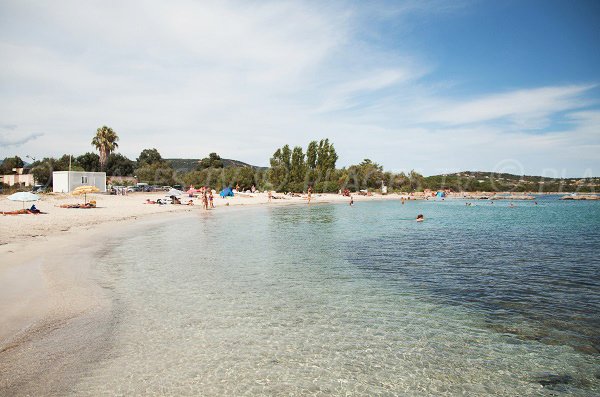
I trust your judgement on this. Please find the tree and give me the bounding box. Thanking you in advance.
[198,152,224,170]
[29,155,75,186]
[290,146,306,188]
[269,148,286,190]
[314,139,337,183]
[306,141,317,170]
[76,152,100,172]
[345,159,384,191]
[327,143,338,171]
[281,145,292,171]
[0,156,25,174]
[106,153,136,176]
[268,139,337,191]
[135,162,175,185]
[30,158,55,186]
[137,148,163,166]
[408,170,425,191]
[91,126,119,170]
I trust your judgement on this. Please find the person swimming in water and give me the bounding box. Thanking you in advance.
[416,214,424,222]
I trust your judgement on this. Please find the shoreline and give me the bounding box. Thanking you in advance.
[0,191,398,249]
[0,211,209,395]
[0,192,597,394]
[0,192,398,394]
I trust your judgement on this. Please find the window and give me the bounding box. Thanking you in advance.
[82,176,88,184]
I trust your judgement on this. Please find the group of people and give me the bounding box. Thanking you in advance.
[145,197,195,206]
[201,190,214,210]
[187,185,215,210]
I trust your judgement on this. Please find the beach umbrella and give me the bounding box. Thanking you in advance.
[7,191,40,209]
[168,188,183,196]
[72,185,100,204]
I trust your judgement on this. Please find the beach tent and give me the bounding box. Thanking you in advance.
[436,191,446,198]
[220,187,234,198]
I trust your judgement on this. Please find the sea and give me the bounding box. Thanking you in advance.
[72,196,599,396]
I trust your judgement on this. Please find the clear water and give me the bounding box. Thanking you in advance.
[74,197,600,396]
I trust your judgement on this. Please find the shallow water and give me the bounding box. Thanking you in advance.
[74,198,599,395]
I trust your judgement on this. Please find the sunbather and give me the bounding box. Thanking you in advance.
[2,208,46,215]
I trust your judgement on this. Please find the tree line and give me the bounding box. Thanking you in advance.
[5,125,595,193]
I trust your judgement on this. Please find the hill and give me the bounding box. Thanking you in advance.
[167,158,267,173]
[423,171,599,192]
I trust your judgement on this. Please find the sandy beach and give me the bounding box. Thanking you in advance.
[0,191,401,247]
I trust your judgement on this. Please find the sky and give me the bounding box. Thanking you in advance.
[0,0,599,176]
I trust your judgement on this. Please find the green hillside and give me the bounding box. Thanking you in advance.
[423,171,599,192]
[167,158,266,173]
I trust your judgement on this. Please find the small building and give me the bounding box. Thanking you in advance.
[1,167,35,187]
[52,171,106,193]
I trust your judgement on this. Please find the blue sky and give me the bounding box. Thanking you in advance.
[0,0,598,176]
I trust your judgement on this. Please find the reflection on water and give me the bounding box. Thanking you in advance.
[73,199,599,396]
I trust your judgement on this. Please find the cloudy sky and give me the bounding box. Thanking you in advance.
[0,0,599,176]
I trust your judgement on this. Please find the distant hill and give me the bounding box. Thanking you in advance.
[424,171,599,192]
[167,158,267,173]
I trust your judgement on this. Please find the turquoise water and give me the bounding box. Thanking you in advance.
[75,198,599,395]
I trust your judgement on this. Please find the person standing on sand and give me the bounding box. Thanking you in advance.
[268,190,272,203]
[307,186,312,205]
[350,195,354,206]
[209,190,214,208]
[203,192,209,210]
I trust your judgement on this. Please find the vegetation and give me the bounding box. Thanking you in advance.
[5,129,599,193]
[421,172,599,193]
[91,126,119,170]
[167,158,263,173]
[269,139,338,192]
[197,153,224,170]
[0,156,25,174]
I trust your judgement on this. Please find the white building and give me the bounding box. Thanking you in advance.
[52,171,106,193]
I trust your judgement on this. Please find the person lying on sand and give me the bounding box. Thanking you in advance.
[57,201,96,209]
[145,199,157,204]
[2,208,46,215]
[58,203,81,208]
[187,200,194,205]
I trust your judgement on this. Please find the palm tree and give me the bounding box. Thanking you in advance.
[91,126,119,170]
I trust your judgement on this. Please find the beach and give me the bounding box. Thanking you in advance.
[1,194,599,395]
[0,191,402,246]
[0,190,396,384]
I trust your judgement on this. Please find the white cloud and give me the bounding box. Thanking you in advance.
[419,85,595,129]
[0,124,43,147]
[0,0,598,176]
